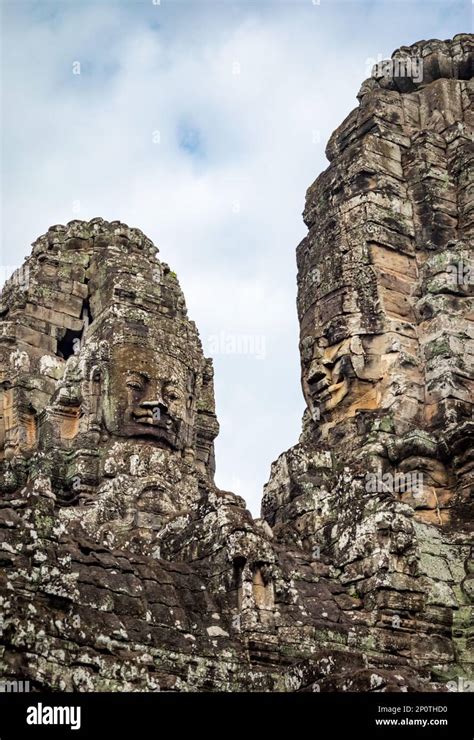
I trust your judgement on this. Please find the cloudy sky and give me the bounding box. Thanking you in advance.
[1,0,469,515]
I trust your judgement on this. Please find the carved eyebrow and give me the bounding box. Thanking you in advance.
[163,383,182,397]
[127,371,150,381]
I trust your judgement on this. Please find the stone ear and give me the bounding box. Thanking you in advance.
[186,370,197,395]
[194,358,219,478]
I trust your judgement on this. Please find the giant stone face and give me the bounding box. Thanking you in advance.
[104,342,196,452]
[0,219,219,495]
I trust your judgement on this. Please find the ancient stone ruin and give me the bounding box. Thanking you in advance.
[0,34,472,691]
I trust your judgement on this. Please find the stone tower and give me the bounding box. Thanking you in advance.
[263,33,473,685]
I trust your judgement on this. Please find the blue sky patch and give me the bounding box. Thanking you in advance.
[178,122,205,158]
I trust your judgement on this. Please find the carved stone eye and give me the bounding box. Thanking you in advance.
[165,386,181,403]
[126,378,144,392]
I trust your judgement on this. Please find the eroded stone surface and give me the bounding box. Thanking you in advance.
[0,34,472,692]
[263,32,473,689]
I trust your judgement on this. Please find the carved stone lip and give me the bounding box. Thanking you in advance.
[122,417,178,449]
[131,410,172,430]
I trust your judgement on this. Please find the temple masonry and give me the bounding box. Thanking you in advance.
[0,34,472,691]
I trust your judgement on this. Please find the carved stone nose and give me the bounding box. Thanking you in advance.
[140,400,168,414]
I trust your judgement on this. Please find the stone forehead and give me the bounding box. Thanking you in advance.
[85,319,204,369]
[107,342,201,380]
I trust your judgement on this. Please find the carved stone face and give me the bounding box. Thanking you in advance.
[104,343,196,451]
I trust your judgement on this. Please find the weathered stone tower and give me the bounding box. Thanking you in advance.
[263,32,474,686]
